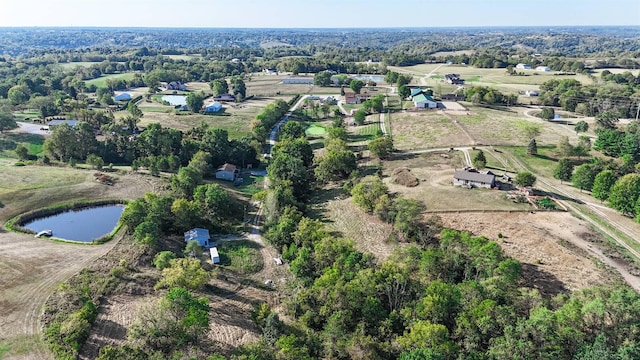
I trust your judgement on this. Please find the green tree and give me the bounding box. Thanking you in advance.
[133,220,160,246]
[156,258,209,290]
[186,92,204,113]
[193,183,232,223]
[233,78,247,99]
[86,154,104,169]
[398,84,411,99]
[515,171,537,187]
[575,120,589,134]
[350,79,365,94]
[7,84,31,105]
[571,164,597,191]
[557,136,574,157]
[280,121,306,140]
[554,158,574,183]
[368,135,394,159]
[210,79,229,95]
[354,109,367,125]
[170,166,203,199]
[313,71,333,87]
[314,145,357,182]
[608,173,640,216]
[171,198,201,231]
[595,111,619,130]
[473,150,487,169]
[540,107,555,120]
[153,251,176,270]
[0,112,17,133]
[592,170,617,201]
[522,123,542,141]
[127,102,143,118]
[527,138,538,155]
[184,240,202,258]
[15,144,29,160]
[351,176,388,213]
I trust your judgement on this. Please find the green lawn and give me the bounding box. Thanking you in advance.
[217,240,263,274]
[85,73,138,88]
[305,124,326,136]
[502,146,559,178]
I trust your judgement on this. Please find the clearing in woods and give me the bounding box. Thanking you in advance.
[0,160,160,359]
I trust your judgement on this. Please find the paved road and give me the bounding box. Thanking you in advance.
[267,95,310,154]
[16,122,49,136]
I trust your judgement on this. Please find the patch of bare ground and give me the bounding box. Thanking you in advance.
[323,197,396,262]
[437,211,632,295]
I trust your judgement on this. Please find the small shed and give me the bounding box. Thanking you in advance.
[114,93,132,102]
[204,102,223,113]
[413,93,438,109]
[184,228,210,248]
[216,163,238,181]
[210,247,220,264]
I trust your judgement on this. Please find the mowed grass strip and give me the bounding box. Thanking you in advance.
[85,73,138,88]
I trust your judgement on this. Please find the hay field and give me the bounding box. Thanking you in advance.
[389,111,470,150]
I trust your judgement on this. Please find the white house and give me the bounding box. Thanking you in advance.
[413,93,438,109]
[525,90,539,97]
[535,66,551,72]
[184,228,210,247]
[515,63,531,70]
[453,170,496,189]
[210,247,220,264]
[216,163,238,181]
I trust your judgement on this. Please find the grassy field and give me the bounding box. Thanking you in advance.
[501,145,561,179]
[85,73,138,88]
[305,123,326,136]
[0,133,44,159]
[389,111,468,150]
[218,240,264,274]
[58,62,106,70]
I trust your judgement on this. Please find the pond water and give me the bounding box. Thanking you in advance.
[161,94,187,106]
[352,75,384,83]
[23,205,125,242]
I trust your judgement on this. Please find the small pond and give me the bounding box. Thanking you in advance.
[23,205,125,242]
[352,75,384,83]
[161,94,187,106]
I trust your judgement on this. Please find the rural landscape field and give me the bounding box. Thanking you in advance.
[1,1,640,359]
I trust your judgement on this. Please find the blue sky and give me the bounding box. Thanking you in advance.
[0,0,638,28]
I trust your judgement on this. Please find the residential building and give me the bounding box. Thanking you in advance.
[516,63,532,70]
[263,68,278,75]
[444,74,465,85]
[453,170,496,189]
[413,93,438,109]
[204,102,223,113]
[184,228,210,248]
[344,92,372,104]
[215,163,238,181]
[535,66,551,72]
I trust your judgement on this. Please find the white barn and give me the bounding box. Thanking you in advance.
[215,163,238,181]
[516,63,531,70]
[413,93,438,109]
[535,66,551,72]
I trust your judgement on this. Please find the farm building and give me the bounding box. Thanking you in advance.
[210,247,220,264]
[184,228,210,248]
[204,102,223,113]
[444,74,465,85]
[214,94,236,102]
[48,119,79,129]
[535,66,551,72]
[282,77,314,85]
[344,92,372,104]
[453,170,496,189]
[114,93,131,102]
[410,88,425,98]
[525,90,540,97]
[263,68,278,75]
[413,93,438,108]
[216,163,238,181]
[516,63,532,70]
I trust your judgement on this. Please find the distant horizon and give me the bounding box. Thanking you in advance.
[1,25,638,30]
[1,0,638,28]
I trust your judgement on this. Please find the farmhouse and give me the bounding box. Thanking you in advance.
[214,94,236,102]
[525,90,539,97]
[204,102,223,113]
[535,66,551,72]
[413,93,438,109]
[210,247,220,264]
[216,163,238,181]
[184,228,210,248]
[516,63,532,70]
[48,119,79,129]
[282,77,314,85]
[453,170,496,189]
[344,92,372,104]
[114,93,131,102]
[263,68,278,75]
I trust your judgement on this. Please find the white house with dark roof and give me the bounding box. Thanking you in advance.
[453,170,496,189]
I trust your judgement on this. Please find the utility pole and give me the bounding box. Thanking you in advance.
[636,101,640,122]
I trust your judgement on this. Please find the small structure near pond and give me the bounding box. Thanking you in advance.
[184,228,210,248]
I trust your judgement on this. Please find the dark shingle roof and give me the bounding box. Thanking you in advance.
[454,170,495,184]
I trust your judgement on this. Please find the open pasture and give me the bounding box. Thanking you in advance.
[85,72,138,88]
[389,111,469,150]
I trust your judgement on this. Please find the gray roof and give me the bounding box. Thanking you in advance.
[48,120,79,127]
[454,170,495,184]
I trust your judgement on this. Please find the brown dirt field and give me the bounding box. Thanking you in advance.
[383,153,531,212]
[437,212,627,294]
[0,169,159,358]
